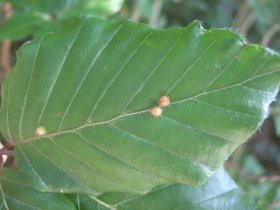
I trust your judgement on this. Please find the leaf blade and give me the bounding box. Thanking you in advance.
[1,17,280,194]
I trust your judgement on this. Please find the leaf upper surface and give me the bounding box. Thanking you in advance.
[0,17,280,194]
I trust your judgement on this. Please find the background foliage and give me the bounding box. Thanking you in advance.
[1,0,280,209]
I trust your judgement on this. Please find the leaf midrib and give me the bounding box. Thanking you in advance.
[11,18,278,146]
[14,66,278,145]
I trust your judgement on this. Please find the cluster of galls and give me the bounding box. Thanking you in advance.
[150,96,170,117]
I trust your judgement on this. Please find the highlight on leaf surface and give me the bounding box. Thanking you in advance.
[0,16,279,195]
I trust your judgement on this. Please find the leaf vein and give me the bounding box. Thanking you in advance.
[170,68,280,106]
[19,34,49,139]
[109,123,212,173]
[161,115,234,144]
[0,183,9,210]
[121,32,183,113]
[16,61,280,144]
[173,188,237,210]
[29,142,90,193]
[0,177,31,187]
[49,137,143,193]
[166,38,218,95]
[87,31,154,121]
[36,19,87,129]
[5,80,12,141]
[75,131,168,183]
[3,194,41,210]
[192,98,258,118]
[203,54,238,91]
[16,146,47,188]
[57,23,125,131]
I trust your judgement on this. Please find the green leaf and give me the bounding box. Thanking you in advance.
[0,168,75,210]
[67,194,113,210]
[0,17,280,194]
[0,12,49,41]
[70,168,261,210]
[0,168,260,210]
[9,0,78,13]
[61,0,125,19]
[2,0,124,41]
[10,0,124,18]
[113,168,261,210]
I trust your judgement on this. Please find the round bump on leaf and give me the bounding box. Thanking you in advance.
[159,96,170,107]
[36,126,46,136]
[150,107,162,117]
